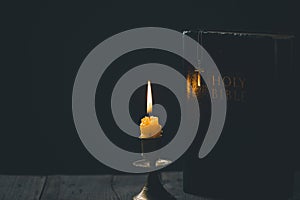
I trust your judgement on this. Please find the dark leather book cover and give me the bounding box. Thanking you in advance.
[182,31,295,199]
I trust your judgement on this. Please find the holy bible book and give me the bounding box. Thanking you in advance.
[182,31,295,199]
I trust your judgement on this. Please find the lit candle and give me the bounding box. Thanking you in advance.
[139,81,162,139]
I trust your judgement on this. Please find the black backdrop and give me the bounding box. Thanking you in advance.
[1,1,299,174]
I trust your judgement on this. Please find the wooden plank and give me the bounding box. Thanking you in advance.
[0,175,46,200]
[161,172,216,200]
[112,172,216,200]
[293,171,300,200]
[0,172,297,200]
[40,175,118,200]
[111,174,147,199]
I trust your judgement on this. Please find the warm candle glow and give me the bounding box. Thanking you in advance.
[197,72,201,86]
[147,80,153,114]
[140,80,162,139]
[186,74,191,99]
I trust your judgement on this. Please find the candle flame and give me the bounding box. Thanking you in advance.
[147,80,152,114]
[197,72,201,86]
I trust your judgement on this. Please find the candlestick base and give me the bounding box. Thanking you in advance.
[133,171,176,200]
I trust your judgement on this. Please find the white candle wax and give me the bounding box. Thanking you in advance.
[139,116,162,139]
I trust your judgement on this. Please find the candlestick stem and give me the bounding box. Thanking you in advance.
[133,171,176,200]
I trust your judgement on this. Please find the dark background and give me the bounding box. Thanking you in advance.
[1,1,299,175]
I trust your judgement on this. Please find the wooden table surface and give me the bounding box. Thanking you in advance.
[0,171,299,200]
[0,172,215,200]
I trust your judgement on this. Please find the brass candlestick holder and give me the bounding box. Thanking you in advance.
[133,135,175,200]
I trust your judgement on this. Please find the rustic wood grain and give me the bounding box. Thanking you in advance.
[112,173,147,199]
[0,175,46,200]
[161,172,217,200]
[1,172,298,200]
[40,175,118,200]
[112,172,214,200]
[294,171,300,200]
